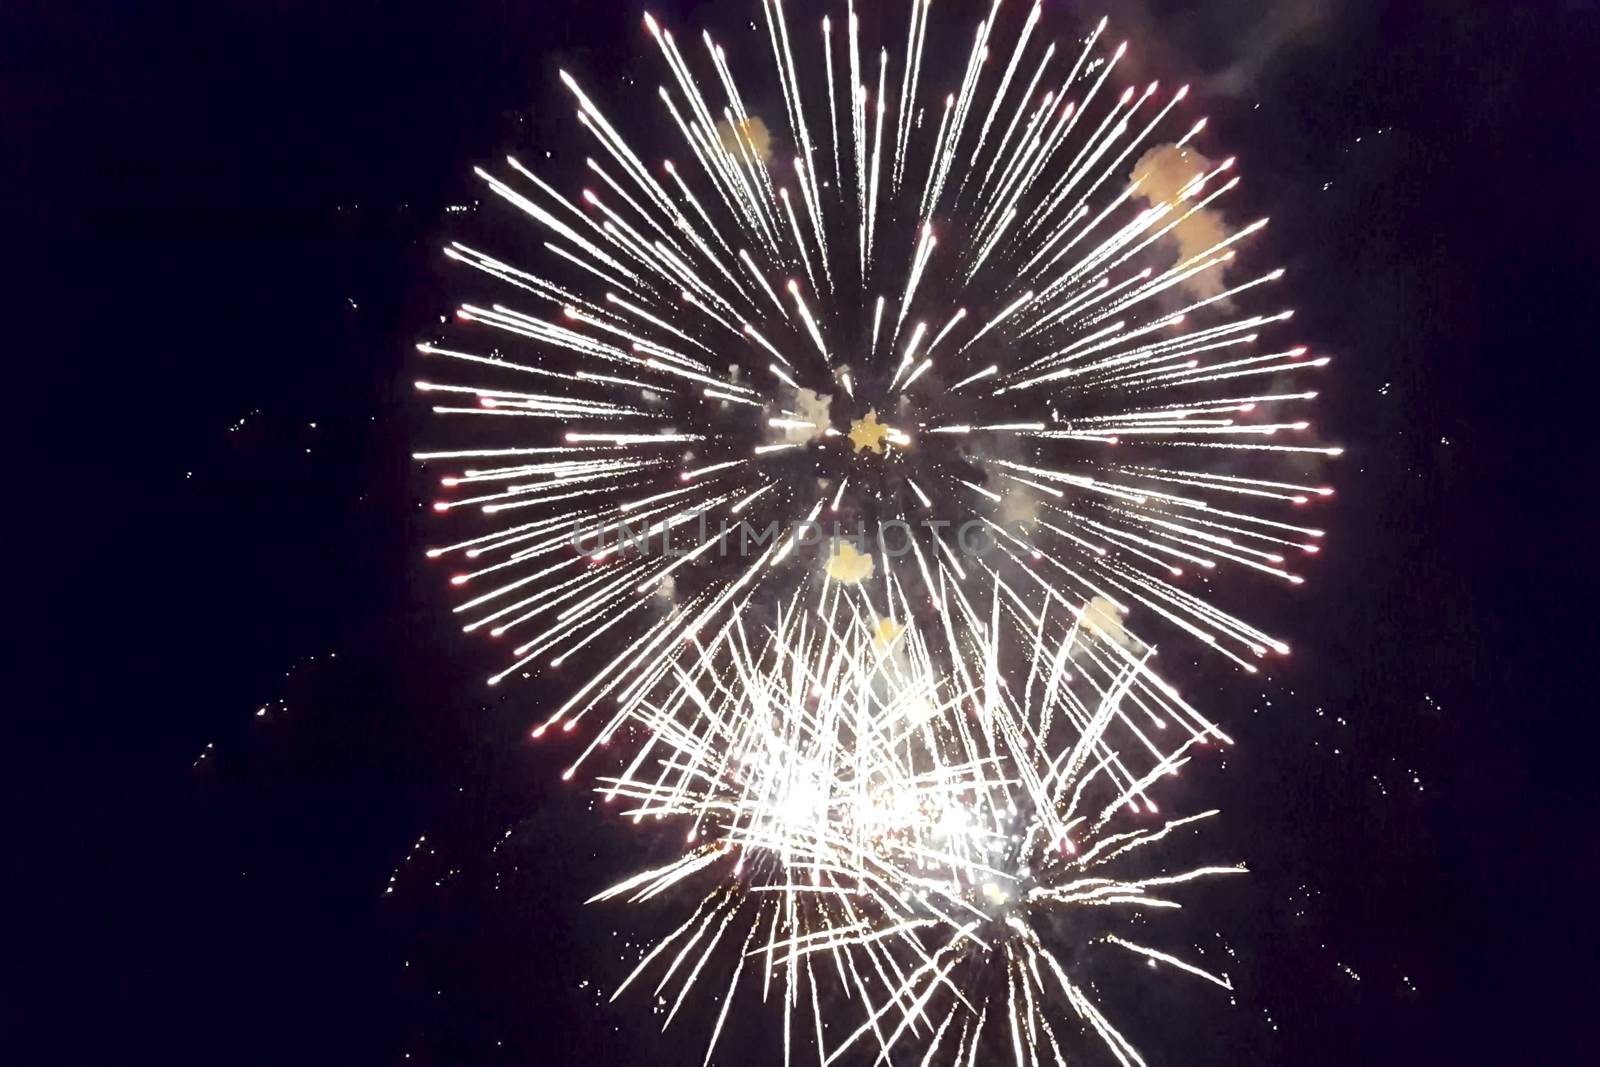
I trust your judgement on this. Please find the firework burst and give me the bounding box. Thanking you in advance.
[592,582,1240,1064]
[414,0,1336,1061]
[416,0,1335,706]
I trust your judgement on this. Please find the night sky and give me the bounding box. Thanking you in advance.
[10,0,1600,1063]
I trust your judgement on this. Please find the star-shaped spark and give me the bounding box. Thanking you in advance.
[847,410,891,454]
[873,617,905,647]
[825,541,875,584]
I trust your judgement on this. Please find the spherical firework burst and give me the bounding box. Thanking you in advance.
[417,0,1334,702]
[413,0,1337,1062]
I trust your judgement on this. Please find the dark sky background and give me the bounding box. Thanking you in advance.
[9,0,1600,1063]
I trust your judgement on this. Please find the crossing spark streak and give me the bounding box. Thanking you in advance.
[590,580,1241,1065]
[415,1,1335,1061]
